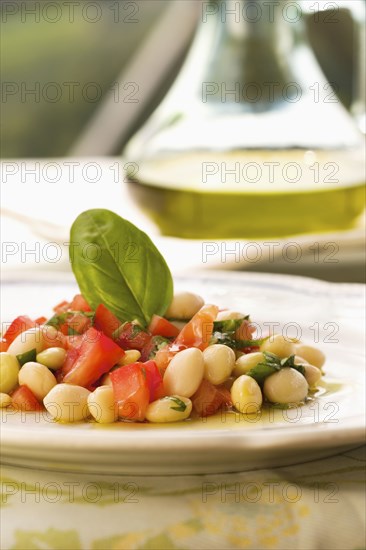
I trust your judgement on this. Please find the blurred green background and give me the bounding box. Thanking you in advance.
[0,0,361,158]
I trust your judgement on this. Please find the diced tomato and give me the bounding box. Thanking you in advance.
[110,363,149,421]
[65,334,84,350]
[174,305,218,351]
[114,322,152,351]
[53,295,91,314]
[235,319,256,341]
[11,385,43,411]
[94,304,121,339]
[191,379,230,417]
[57,346,80,382]
[34,316,47,325]
[140,360,165,401]
[53,300,71,314]
[0,339,9,352]
[216,385,232,408]
[61,327,124,388]
[70,294,92,312]
[148,315,180,338]
[2,315,35,346]
[42,327,67,350]
[153,305,218,373]
[66,313,92,335]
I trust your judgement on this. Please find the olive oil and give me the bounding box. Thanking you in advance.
[127,149,365,239]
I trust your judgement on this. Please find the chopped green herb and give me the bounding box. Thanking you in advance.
[211,331,263,350]
[67,327,80,336]
[46,311,94,330]
[147,336,171,359]
[112,321,144,340]
[16,348,37,366]
[213,316,249,333]
[280,355,306,376]
[247,352,306,385]
[168,396,187,412]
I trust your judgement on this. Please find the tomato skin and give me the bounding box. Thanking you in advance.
[110,364,149,421]
[0,339,9,352]
[191,379,229,417]
[216,385,232,408]
[153,305,218,373]
[65,334,84,350]
[70,294,92,312]
[235,319,256,341]
[140,360,165,401]
[66,313,92,335]
[62,328,124,388]
[242,346,260,354]
[53,295,91,314]
[11,385,43,411]
[174,305,218,350]
[42,327,67,350]
[94,304,121,339]
[3,316,36,346]
[148,315,180,338]
[34,316,47,325]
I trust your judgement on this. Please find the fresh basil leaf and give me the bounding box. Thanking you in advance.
[168,396,187,412]
[16,348,37,366]
[69,209,173,326]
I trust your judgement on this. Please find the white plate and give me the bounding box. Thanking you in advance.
[1,271,365,475]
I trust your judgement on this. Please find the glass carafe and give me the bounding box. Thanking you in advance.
[124,0,365,239]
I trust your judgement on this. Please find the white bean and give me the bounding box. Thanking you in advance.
[163,348,204,397]
[0,352,20,393]
[203,344,236,385]
[0,393,12,408]
[233,352,264,377]
[36,348,66,370]
[165,292,204,320]
[88,386,117,423]
[7,326,64,358]
[303,364,322,388]
[7,326,46,356]
[145,395,192,423]
[216,310,246,321]
[231,375,262,414]
[293,355,309,365]
[260,334,296,358]
[18,362,57,401]
[263,368,308,404]
[295,344,325,369]
[43,384,90,422]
